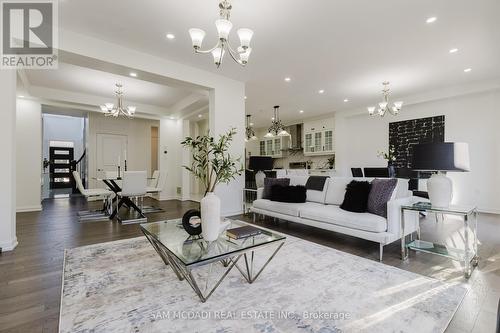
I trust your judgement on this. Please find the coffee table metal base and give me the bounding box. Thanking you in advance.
[143,231,284,302]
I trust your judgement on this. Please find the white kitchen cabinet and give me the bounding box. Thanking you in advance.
[258,136,289,158]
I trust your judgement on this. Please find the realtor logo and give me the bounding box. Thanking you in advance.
[1,0,58,69]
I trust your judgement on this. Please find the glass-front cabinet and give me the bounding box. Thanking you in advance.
[303,121,335,156]
[259,136,288,158]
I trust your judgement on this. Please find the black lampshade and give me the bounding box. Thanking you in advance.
[248,156,273,171]
[412,142,470,172]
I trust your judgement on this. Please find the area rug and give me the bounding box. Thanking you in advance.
[60,234,467,333]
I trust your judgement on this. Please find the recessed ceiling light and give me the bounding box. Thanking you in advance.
[343,99,349,102]
[129,72,137,77]
[299,110,304,113]
[284,77,291,82]
[449,48,458,53]
[426,17,437,23]
[464,68,472,73]
[318,89,325,94]
[271,117,275,120]
[18,95,25,98]
[244,96,247,99]
[169,116,175,120]
[166,33,175,40]
[198,114,203,118]
[249,122,254,126]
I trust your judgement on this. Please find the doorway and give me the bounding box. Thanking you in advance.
[151,126,159,174]
[42,113,86,199]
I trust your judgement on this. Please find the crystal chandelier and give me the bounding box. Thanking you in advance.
[367,81,403,117]
[265,106,289,137]
[245,115,257,142]
[188,0,253,68]
[100,83,136,118]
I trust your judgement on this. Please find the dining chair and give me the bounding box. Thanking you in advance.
[72,171,114,221]
[116,171,147,224]
[144,171,165,213]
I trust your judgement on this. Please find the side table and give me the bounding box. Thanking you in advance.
[401,203,479,278]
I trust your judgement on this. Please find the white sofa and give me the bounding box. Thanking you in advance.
[250,176,419,261]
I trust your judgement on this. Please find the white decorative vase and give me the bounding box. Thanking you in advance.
[427,172,453,208]
[201,192,221,241]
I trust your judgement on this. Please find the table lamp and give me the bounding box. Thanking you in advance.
[248,156,273,188]
[412,142,470,207]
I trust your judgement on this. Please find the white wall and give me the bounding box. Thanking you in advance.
[159,118,183,200]
[335,89,500,213]
[0,70,17,251]
[88,112,159,188]
[17,99,42,211]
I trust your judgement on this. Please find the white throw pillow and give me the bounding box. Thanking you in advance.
[325,177,353,206]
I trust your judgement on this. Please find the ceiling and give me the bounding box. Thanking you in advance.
[25,62,193,109]
[57,0,500,126]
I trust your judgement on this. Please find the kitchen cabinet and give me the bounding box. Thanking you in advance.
[303,117,334,156]
[258,136,289,158]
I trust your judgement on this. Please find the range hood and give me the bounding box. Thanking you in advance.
[282,123,303,151]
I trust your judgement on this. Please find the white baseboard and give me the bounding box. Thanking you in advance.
[16,205,42,213]
[0,238,18,251]
[158,195,181,201]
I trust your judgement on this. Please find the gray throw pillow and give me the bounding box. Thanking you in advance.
[262,178,290,199]
[367,178,398,217]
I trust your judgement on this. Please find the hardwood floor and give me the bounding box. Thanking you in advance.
[0,196,498,332]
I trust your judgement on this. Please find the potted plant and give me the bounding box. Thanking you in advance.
[327,155,335,169]
[377,146,397,178]
[181,128,243,241]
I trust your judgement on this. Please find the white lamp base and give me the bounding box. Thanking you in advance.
[427,172,453,208]
[255,170,266,188]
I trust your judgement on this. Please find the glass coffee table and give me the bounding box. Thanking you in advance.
[140,219,286,302]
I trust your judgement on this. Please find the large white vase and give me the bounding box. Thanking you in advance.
[200,192,221,241]
[427,172,453,208]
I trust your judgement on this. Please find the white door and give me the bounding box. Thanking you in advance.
[96,134,127,178]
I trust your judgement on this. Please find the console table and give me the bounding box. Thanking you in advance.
[401,203,479,278]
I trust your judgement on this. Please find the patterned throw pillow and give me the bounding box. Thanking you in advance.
[367,178,398,217]
[262,178,290,199]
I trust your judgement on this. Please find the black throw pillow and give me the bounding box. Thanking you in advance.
[270,185,307,203]
[340,181,372,213]
[262,178,290,199]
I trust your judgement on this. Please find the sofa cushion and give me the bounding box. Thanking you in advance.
[340,181,372,213]
[367,178,398,217]
[325,177,353,205]
[300,204,387,233]
[253,199,310,217]
[263,178,289,199]
[284,175,328,204]
[271,185,306,203]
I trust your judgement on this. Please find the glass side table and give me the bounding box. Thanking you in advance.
[243,188,258,214]
[401,202,479,278]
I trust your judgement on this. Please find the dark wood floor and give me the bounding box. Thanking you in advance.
[0,196,499,332]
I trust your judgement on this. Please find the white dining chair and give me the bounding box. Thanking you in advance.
[72,171,114,221]
[143,170,165,213]
[116,171,147,224]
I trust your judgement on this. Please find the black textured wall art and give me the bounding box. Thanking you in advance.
[389,115,445,168]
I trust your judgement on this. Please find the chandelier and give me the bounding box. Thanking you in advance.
[245,115,257,142]
[265,106,289,137]
[100,83,136,118]
[188,0,253,68]
[367,81,403,117]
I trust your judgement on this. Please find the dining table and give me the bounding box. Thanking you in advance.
[93,176,153,221]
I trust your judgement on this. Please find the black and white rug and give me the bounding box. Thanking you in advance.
[60,235,467,333]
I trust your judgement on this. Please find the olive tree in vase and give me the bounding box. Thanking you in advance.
[181,128,243,241]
